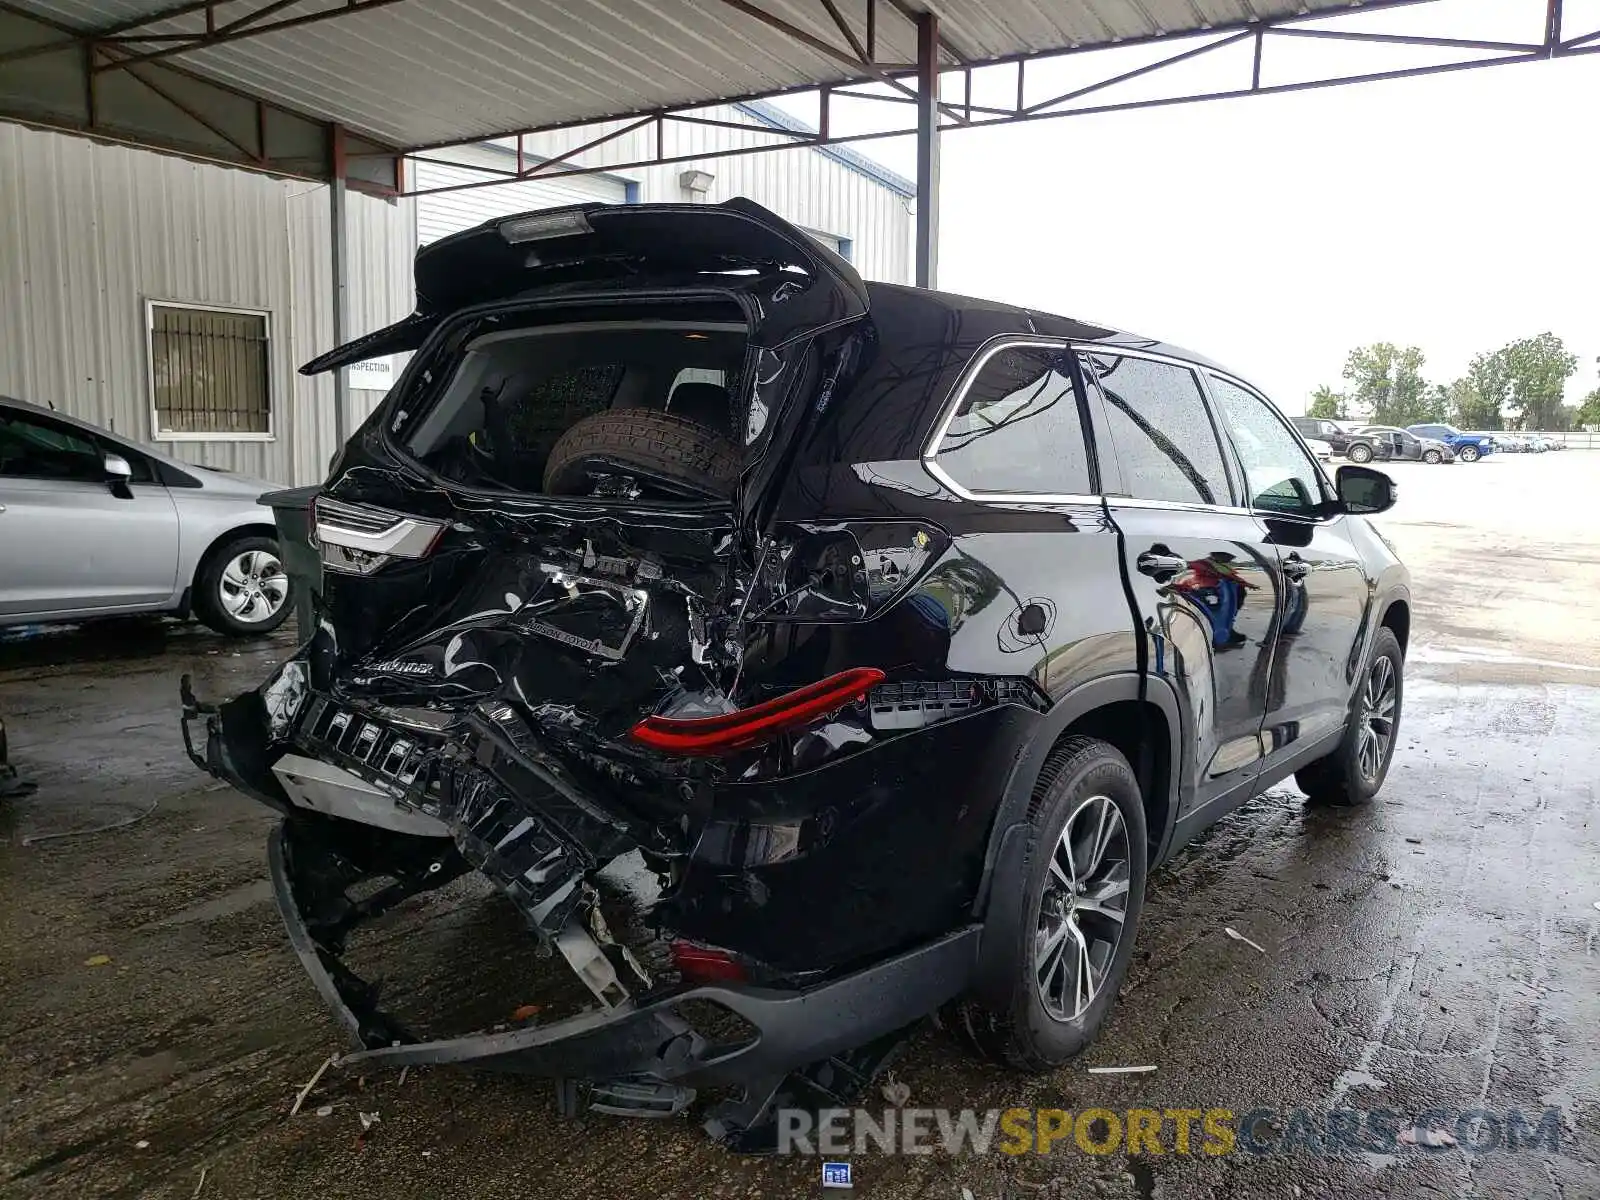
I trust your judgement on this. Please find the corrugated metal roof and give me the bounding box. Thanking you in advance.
[13,0,1379,149]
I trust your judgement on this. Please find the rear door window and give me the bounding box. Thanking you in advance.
[1081,354,1233,507]
[933,343,1093,497]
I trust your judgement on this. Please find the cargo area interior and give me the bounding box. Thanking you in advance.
[399,310,749,496]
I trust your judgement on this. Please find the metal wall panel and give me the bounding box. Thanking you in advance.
[412,144,625,245]
[516,104,914,284]
[0,122,414,486]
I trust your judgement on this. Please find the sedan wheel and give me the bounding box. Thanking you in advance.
[1423,449,1441,464]
[1348,443,1373,464]
[194,534,294,637]
[220,549,289,625]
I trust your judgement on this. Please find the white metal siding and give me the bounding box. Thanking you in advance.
[513,105,913,284]
[413,145,625,245]
[0,122,415,485]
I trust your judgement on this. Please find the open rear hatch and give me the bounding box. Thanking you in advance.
[300,197,868,374]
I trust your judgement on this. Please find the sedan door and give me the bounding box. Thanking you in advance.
[1204,376,1370,761]
[0,405,181,617]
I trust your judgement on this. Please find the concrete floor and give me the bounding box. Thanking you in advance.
[2,452,1597,1199]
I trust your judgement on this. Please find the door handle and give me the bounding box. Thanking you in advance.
[1282,554,1310,581]
[1136,550,1187,578]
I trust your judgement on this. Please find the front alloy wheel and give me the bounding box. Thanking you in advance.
[1354,654,1398,785]
[1295,625,1404,806]
[1035,795,1132,1021]
[1423,449,1441,464]
[1458,444,1480,462]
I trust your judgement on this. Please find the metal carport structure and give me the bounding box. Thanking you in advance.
[2,0,1596,423]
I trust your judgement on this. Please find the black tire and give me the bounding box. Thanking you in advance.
[1423,449,1441,464]
[543,409,740,498]
[1348,442,1374,464]
[193,534,293,638]
[949,737,1148,1072]
[1295,626,1403,807]
[1457,444,1480,463]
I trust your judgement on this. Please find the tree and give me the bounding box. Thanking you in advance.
[1576,387,1600,431]
[1449,367,1502,431]
[1503,332,1577,432]
[1417,383,1450,424]
[1341,343,1428,426]
[1306,385,1345,420]
[1462,348,1513,428]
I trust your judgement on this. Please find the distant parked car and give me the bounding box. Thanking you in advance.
[1406,423,1494,463]
[1291,416,1342,460]
[1492,435,1522,453]
[1358,426,1454,465]
[0,395,293,636]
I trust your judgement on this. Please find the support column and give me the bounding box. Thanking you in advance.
[914,10,940,289]
[329,123,351,445]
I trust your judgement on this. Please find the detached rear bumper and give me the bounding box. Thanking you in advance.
[268,817,979,1086]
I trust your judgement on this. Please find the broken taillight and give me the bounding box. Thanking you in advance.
[312,496,447,576]
[746,521,948,623]
[628,667,886,757]
[670,940,747,984]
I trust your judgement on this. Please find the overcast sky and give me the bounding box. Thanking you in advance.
[787,0,1600,415]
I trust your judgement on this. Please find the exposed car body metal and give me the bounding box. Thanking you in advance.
[182,199,1410,1147]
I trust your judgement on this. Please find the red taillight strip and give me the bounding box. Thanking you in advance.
[628,667,886,757]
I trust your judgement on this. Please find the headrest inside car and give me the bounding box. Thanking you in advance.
[668,382,732,433]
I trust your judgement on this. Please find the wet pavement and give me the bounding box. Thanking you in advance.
[2,453,1597,1199]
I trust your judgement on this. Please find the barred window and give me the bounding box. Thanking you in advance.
[148,302,271,438]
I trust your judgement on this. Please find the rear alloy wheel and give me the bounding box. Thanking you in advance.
[194,535,293,637]
[950,736,1147,1072]
[1295,626,1403,806]
[1423,449,1441,464]
[1457,444,1480,463]
[1348,442,1374,464]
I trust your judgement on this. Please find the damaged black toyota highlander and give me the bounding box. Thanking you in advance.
[183,199,1410,1146]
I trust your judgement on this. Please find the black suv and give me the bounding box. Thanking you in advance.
[183,200,1410,1147]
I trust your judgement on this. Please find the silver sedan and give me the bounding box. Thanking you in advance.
[0,395,295,637]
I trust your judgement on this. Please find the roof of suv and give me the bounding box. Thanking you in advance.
[865,281,1238,380]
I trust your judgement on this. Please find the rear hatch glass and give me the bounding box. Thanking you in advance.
[395,316,747,495]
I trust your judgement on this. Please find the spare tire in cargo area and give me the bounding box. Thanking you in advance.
[542,409,741,499]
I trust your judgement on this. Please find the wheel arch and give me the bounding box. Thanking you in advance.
[969,673,1183,1003]
[1380,595,1410,657]
[192,522,281,593]
[189,522,283,620]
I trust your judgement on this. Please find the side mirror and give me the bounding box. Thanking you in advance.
[1336,464,1396,515]
[103,452,134,498]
